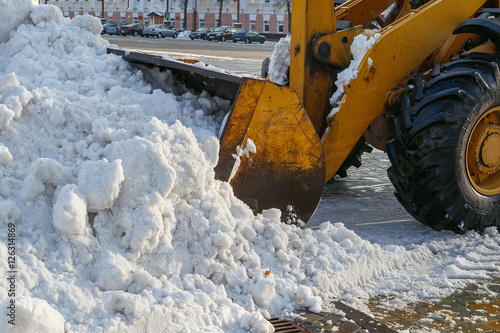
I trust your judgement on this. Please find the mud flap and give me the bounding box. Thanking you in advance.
[215,78,326,223]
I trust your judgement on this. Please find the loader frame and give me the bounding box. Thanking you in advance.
[290,0,489,182]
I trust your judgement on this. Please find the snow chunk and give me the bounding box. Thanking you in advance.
[30,4,64,26]
[0,297,65,333]
[252,277,276,307]
[0,0,34,44]
[268,35,291,85]
[329,33,381,116]
[228,138,257,182]
[53,184,87,235]
[0,144,12,165]
[108,137,175,207]
[295,285,322,312]
[97,253,134,291]
[77,159,124,212]
[32,158,72,186]
[0,73,33,129]
[70,15,103,36]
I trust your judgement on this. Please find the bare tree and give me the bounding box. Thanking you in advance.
[177,0,191,30]
[215,0,232,27]
[273,0,291,33]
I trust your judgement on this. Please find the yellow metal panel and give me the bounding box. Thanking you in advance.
[224,79,326,222]
[322,0,487,182]
[336,0,397,26]
[289,0,336,134]
[215,79,265,181]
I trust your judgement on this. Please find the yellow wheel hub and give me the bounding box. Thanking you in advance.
[467,107,500,195]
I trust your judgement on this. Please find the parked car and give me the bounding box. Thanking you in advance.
[143,24,169,38]
[207,26,237,42]
[119,23,144,37]
[189,27,213,40]
[101,22,112,35]
[232,29,266,44]
[157,26,179,38]
[105,22,126,35]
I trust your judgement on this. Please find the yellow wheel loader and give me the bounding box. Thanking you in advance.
[109,0,500,233]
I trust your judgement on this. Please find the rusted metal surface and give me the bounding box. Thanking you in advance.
[215,79,266,182]
[269,318,308,333]
[107,48,242,101]
[218,78,326,223]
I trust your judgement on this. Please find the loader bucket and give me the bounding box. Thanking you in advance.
[216,78,326,222]
[110,49,326,223]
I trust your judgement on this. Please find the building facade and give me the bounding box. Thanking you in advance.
[39,0,290,34]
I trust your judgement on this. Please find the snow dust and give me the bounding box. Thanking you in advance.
[0,2,498,333]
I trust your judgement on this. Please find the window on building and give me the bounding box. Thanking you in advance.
[134,17,138,23]
[278,20,284,32]
[251,0,257,3]
[265,0,271,3]
[200,18,204,27]
[264,20,269,32]
[200,0,205,3]
[250,20,256,30]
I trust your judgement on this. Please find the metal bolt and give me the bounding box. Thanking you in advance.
[318,42,330,57]
[294,44,301,56]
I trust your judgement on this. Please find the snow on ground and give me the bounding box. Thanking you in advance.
[0,2,499,333]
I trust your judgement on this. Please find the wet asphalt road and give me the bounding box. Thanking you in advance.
[103,35,275,76]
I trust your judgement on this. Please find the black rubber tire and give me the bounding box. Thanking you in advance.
[334,136,373,179]
[387,53,500,232]
[245,38,250,44]
[173,33,178,39]
[133,31,138,37]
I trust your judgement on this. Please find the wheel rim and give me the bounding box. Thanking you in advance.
[466,107,500,195]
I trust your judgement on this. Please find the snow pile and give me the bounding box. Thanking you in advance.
[0,4,425,332]
[0,0,35,44]
[0,3,499,333]
[177,30,192,39]
[329,32,380,116]
[268,35,290,85]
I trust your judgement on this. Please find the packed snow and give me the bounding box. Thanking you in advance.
[0,2,499,333]
[329,32,380,116]
[268,35,290,85]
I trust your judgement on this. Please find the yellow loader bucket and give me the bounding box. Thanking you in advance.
[110,49,326,223]
[215,78,326,222]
